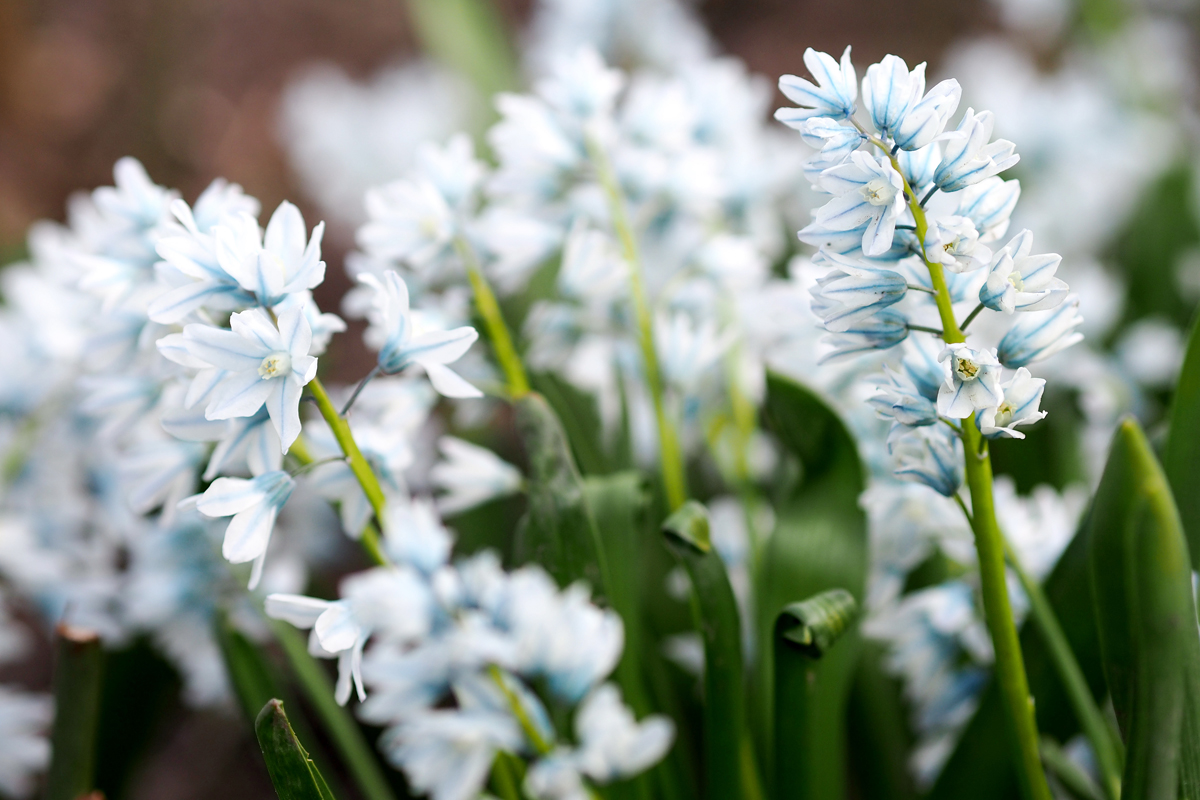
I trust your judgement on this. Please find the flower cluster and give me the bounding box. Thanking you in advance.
[267,535,672,800]
[0,151,671,798]
[777,47,1083,497]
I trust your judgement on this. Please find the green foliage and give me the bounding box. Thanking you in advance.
[662,500,755,800]
[847,644,918,800]
[1165,310,1200,567]
[1088,417,1200,799]
[534,371,614,476]
[930,511,1107,799]
[1110,165,1200,334]
[255,699,338,800]
[272,622,400,800]
[756,371,867,800]
[216,614,286,724]
[773,590,861,800]
[512,392,607,591]
[45,625,105,800]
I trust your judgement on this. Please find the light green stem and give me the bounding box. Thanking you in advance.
[272,621,398,800]
[1002,539,1124,800]
[586,135,687,511]
[455,236,530,398]
[487,663,552,755]
[306,377,389,566]
[871,136,1051,800]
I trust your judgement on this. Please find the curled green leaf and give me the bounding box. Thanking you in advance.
[662,500,712,554]
[776,589,859,659]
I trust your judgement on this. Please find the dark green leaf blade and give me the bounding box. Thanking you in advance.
[256,699,338,800]
[773,590,861,800]
[662,500,754,800]
[1165,310,1200,567]
[1089,417,1200,800]
[756,371,867,800]
[512,392,607,591]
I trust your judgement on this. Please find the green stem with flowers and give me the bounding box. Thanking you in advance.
[454,235,531,399]
[859,127,1052,800]
[586,135,688,512]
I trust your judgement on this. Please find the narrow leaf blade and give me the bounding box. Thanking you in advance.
[255,699,338,800]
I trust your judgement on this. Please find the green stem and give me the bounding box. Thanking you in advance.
[487,664,552,755]
[490,752,525,800]
[960,302,986,332]
[45,624,104,800]
[586,135,687,511]
[455,235,530,398]
[272,621,398,800]
[869,137,1051,800]
[306,378,389,567]
[1002,541,1124,800]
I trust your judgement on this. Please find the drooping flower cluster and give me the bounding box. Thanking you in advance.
[776,47,1083,498]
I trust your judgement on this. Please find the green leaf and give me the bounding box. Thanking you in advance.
[776,589,859,658]
[773,590,861,800]
[45,624,105,800]
[756,371,866,800]
[1165,310,1200,567]
[216,613,286,723]
[272,621,399,800]
[847,643,918,800]
[930,511,1109,799]
[1088,417,1200,800]
[534,371,612,476]
[512,392,607,591]
[1040,736,1106,800]
[256,699,338,800]
[662,500,754,800]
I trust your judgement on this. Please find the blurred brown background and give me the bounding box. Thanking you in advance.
[0,0,994,257]
[0,0,996,796]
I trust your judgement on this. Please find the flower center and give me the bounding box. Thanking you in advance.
[954,356,979,381]
[995,400,1016,425]
[861,177,897,207]
[1008,270,1025,291]
[258,351,292,379]
[419,215,443,238]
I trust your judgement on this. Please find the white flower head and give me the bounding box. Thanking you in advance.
[359,178,456,269]
[185,469,295,589]
[997,295,1084,368]
[933,109,1019,193]
[811,249,908,332]
[861,55,927,140]
[213,201,326,308]
[157,307,317,452]
[892,427,965,498]
[936,344,1004,419]
[922,215,991,274]
[382,497,454,575]
[266,565,433,705]
[358,270,481,398]
[655,311,732,391]
[977,368,1046,439]
[893,79,962,152]
[430,436,523,516]
[775,46,858,126]
[813,151,907,257]
[979,230,1067,314]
